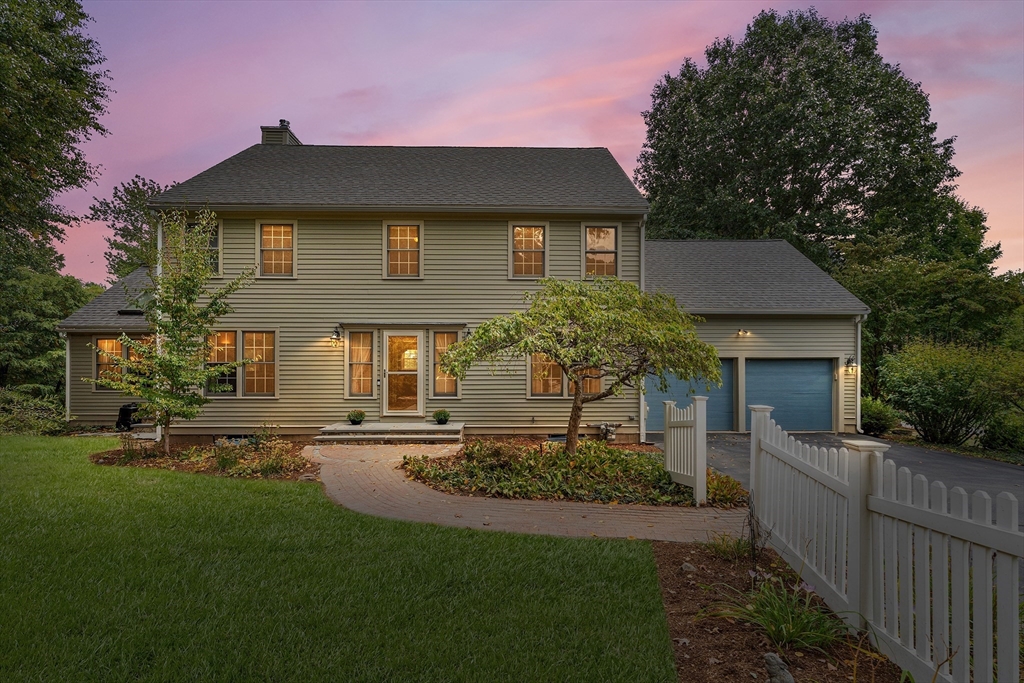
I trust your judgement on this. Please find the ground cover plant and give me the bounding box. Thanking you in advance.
[0,436,676,682]
[92,430,316,480]
[0,387,67,435]
[403,438,745,507]
[652,540,903,682]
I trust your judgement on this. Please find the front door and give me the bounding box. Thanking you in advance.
[383,331,422,415]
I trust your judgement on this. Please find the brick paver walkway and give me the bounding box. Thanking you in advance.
[309,443,747,542]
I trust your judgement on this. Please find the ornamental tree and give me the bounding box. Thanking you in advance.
[440,278,721,454]
[90,209,254,455]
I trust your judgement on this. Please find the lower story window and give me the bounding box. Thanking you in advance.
[348,331,374,397]
[95,338,123,387]
[205,330,276,397]
[570,368,602,396]
[433,331,458,397]
[530,353,563,397]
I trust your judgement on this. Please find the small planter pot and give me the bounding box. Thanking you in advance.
[435,418,449,425]
[349,419,363,426]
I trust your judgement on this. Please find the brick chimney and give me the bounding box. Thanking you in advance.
[260,119,302,145]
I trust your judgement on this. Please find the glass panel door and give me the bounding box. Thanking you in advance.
[385,332,421,414]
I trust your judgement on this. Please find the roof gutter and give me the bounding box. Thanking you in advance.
[639,213,647,444]
[146,202,650,216]
[688,308,871,316]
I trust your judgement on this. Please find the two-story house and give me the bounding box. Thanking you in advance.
[59,121,869,442]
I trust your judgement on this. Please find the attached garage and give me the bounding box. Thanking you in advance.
[643,239,869,437]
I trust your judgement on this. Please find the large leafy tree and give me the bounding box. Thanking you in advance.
[440,278,721,454]
[634,8,976,269]
[0,0,110,279]
[92,210,254,454]
[0,268,101,390]
[89,175,174,281]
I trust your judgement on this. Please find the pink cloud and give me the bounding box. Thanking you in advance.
[58,0,1023,284]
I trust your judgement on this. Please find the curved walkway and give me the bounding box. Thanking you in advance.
[308,443,746,542]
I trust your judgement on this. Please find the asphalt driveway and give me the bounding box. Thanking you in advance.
[706,433,1023,517]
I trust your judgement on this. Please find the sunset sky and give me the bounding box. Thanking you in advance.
[62,0,1023,283]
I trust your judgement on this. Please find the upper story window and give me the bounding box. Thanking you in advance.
[433,331,458,397]
[259,223,294,276]
[529,353,563,397]
[187,221,222,274]
[584,225,618,277]
[510,223,547,278]
[385,222,422,277]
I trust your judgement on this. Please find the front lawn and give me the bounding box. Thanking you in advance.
[0,437,675,682]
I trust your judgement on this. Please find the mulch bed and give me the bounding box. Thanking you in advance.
[652,541,903,683]
[90,439,320,482]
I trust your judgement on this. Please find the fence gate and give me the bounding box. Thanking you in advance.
[663,397,707,505]
[749,405,1023,683]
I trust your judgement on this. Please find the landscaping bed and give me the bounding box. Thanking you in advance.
[402,438,746,507]
[90,433,319,481]
[652,539,903,682]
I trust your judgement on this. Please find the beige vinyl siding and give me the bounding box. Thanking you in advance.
[691,315,859,433]
[145,213,643,435]
[67,333,140,424]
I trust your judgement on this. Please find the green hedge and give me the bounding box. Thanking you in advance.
[0,388,67,436]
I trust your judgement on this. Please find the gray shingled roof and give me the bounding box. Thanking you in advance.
[150,145,649,213]
[645,240,868,315]
[58,267,152,332]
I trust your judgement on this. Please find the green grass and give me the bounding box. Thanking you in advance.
[0,437,675,682]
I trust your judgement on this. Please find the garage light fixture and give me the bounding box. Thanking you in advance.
[737,329,751,336]
[845,355,857,374]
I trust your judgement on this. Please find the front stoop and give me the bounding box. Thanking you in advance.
[316,421,464,443]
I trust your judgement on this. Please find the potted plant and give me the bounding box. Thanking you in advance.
[347,409,365,426]
[432,409,450,425]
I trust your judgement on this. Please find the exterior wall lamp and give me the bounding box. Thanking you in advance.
[330,325,342,348]
[845,355,857,374]
[737,329,751,336]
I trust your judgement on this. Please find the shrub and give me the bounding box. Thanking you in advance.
[981,410,1024,454]
[880,342,1005,446]
[0,387,67,435]
[860,396,899,437]
[404,438,697,506]
[706,468,747,507]
[346,410,365,424]
[705,574,848,653]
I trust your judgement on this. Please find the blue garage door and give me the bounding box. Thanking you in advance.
[645,360,734,432]
[745,359,833,431]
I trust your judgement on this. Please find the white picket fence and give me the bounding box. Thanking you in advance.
[663,397,707,504]
[749,405,1023,683]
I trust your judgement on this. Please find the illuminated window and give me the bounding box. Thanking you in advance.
[243,332,276,395]
[205,331,237,395]
[585,226,617,276]
[433,332,458,397]
[530,353,563,397]
[386,224,421,277]
[348,331,374,397]
[511,225,546,277]
[95,338,123,387]
[570,368,602,396]
[260,224,294,276]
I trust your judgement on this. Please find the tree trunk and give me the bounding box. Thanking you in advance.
[565,383,585,455]
[162,414,172,456]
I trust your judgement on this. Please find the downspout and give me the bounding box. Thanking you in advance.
[855,314,866,433]
[155,219,163,444]
[61,332,70,421]
[639,213,648,443]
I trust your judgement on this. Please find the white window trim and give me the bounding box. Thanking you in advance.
[382,220,425,279]
[507,221,550,280]
[428,329,462,400]
[581,222,621,279]
[254,220,298,279]
[382,329,425,416]
[343,329,377,400]
[205,328,280,399]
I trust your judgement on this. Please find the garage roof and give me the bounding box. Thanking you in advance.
[644,240,869,315]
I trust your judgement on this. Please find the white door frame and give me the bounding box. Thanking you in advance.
[382,330,424,416]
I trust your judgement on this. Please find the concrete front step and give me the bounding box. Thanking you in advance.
[318,421,464,444]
